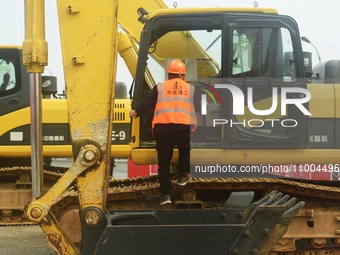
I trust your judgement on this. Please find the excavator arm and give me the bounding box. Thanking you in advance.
[56,0,117,210]
[24,0,118,253]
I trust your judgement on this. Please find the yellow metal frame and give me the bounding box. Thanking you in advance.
[24,0,119,253]
[22,0,47,73]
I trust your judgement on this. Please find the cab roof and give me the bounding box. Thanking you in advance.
[148,7,278,19]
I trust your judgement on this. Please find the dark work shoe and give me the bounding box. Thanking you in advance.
[177,173,192,186]
[160,194,171,205]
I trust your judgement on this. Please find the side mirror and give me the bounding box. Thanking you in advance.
[303,51,313,78]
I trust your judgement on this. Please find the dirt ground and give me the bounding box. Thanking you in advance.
[0,225,57,255]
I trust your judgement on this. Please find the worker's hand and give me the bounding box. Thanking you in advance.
[129,110,137,118]
[191,124,197,132]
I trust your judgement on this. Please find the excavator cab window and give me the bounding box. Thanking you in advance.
[232,27,296,82]
[0,48,27,119]
[138,26,222,145]
[144,29,221,83]
[0,53,19,95]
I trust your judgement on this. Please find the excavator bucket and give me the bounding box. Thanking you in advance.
[80,191,304,255]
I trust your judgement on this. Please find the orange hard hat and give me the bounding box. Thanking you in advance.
[166,59,186,74]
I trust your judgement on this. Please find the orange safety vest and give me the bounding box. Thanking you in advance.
[152,78,197,131]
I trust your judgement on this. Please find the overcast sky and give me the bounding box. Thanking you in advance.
[1,0,340,92]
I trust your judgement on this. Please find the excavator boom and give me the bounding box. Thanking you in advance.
[24,0,118,253]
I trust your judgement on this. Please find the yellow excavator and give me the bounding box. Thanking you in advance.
[4,0,340,254]
[128,6,340,254]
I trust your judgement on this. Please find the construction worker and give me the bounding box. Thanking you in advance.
[0,73,10,92]
[129,59,197,205]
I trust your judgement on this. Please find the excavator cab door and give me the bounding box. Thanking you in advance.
[221,16,309,149]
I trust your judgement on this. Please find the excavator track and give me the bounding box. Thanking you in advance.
[0,166,63,226]
[1,165,340,254]
[2,165,340,222]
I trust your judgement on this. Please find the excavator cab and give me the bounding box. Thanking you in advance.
[131,10,309,167]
